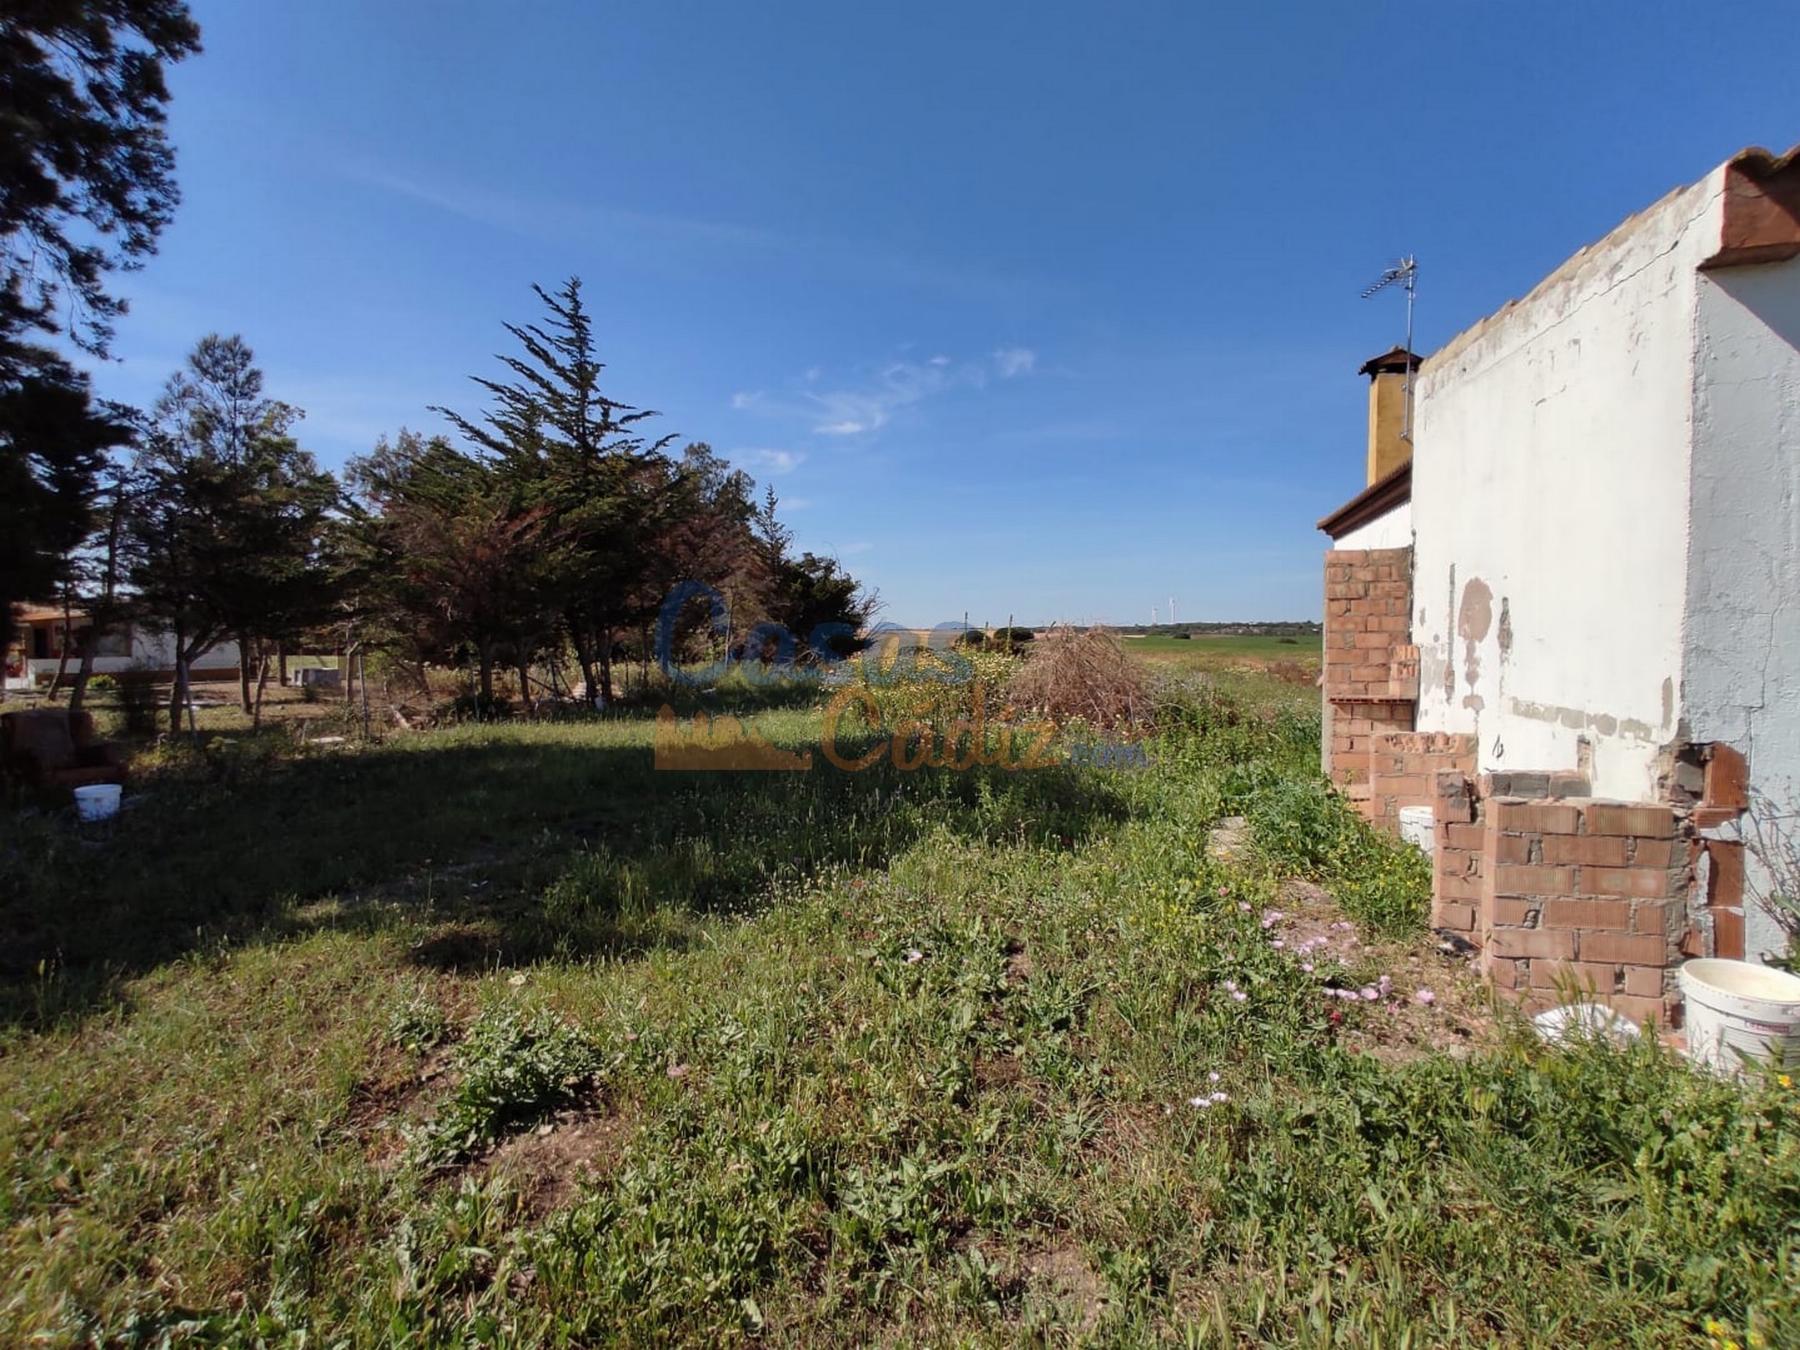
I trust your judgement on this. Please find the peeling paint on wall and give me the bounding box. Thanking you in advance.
[1442,565,1457,703]
[1457,577,1492,713]
[1506,696,1659,742]
[1661,676,1674,731]
[1497,597,1513,660]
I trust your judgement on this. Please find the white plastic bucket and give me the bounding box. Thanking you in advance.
[73,783,122,823]
[1398,805,1435,858]
[1678,959,1800,1073]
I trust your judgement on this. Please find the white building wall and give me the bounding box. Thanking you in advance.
[5,628,241,690]
[1409,174,1722,801]
[1687,255,1800,961]
[1334,501,1412,550]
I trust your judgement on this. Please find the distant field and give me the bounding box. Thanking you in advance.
[870,630,1321,666]
[860,629,1322,708]
[1123,632,1322,667]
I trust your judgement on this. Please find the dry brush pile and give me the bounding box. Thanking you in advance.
[1005,626,1150,732]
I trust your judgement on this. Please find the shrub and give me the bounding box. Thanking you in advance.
[434,693,514,724]
[955,630,986,649]
[418,1007,600,1165]
[1246,777,1432,932]
[1006,626,1148,731]
[116,666,161,736]
[386,993,451,1054]
[852,645,1020,730]
[1266,660,1315,686]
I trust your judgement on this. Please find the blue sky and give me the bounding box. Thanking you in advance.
[86,1,1800,626]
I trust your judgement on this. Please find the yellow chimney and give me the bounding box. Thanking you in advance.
[1359,346,1420,485]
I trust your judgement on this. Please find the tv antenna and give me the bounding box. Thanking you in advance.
[1361,255,1418,441]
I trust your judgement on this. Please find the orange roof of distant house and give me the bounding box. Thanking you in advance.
[11,604,89,624]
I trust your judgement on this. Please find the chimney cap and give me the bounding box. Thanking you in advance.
[1358,345,1422,377]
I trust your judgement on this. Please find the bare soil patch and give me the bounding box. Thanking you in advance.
[1022,1242,1109,1333]
[481,1109,636,1219]
[1272,878,1500,1063]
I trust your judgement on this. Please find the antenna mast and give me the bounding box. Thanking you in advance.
[1361,255,1418,441]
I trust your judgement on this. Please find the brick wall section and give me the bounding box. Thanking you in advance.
[1323,547,1417,797]
[1328,702,1414,800]
[1432,773,1483,937]
[1366,731,1477,831]
[1323,548,1414,702]
[1476,797,1691,1026]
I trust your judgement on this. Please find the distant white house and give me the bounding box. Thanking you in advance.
[4,605,241,691]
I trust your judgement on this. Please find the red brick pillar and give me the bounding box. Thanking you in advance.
[1322,547,1417,814]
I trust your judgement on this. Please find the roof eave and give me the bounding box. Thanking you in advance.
[1317,461,1412,539]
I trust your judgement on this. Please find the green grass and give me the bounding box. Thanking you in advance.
[0,675,1795,1346]
[1124,632,1321,664]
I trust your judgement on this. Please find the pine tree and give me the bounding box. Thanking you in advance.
[0,357,133,661]
[127,336,340,729]
[347,431,554,711]
[0,1,201,372]
[434,278,675,704]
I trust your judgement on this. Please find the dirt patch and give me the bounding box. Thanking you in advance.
[1021,1242,1109,1333]
[1268,878,1499,1063]
[974,1052,1024,1090]
[409,921,508,971]
[347,1046,454,1167]
[1333,944,1497,1063]
[1004,943,1034,985]
[481,1109,635,1219]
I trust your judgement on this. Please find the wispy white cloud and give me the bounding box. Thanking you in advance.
[342,159,1056,304]
[806,358,971,436]
[344,162,779,253]
[994,346,1037,377]
[731,345,1042,440]
[740,447,806,473]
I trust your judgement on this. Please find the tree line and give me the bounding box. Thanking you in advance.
[20,285,872,731]
[0,4,869,732]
